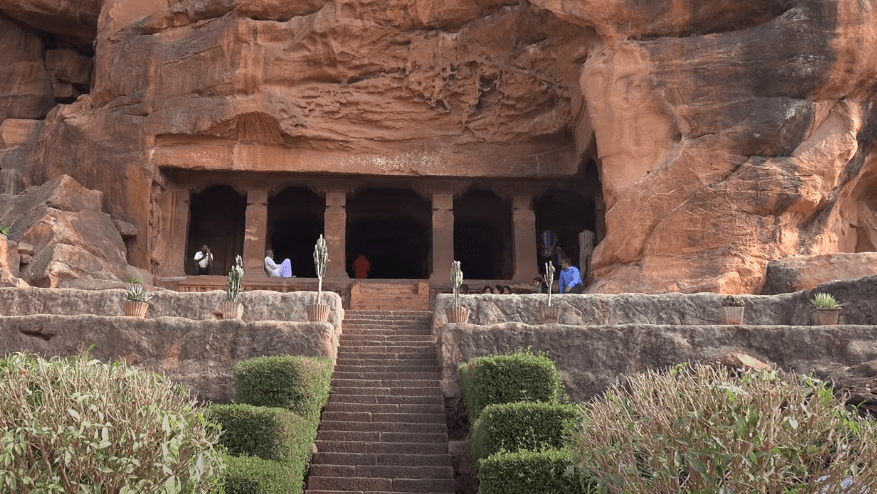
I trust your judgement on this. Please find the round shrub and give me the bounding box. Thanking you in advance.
[0,352,225,493]
[568,363,877,493]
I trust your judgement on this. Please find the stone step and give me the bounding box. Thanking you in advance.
[321,411,447,424]
[318,421,447,434]
[314,440,448,455]
[335,358,439,367]
[341,327,432,333]
[342,324,431,330]
[333,371,441,380]
[306,475,455,492]
[331,379,439,388]
[334,365,441,374]
[327,394,443,405]
[309,464,454,479]
[324,402,444,414]
[341,335,434,343]
[311,452,452,467]
[328,387,442,397]
[315,431,447,443]
[337,346,435,354]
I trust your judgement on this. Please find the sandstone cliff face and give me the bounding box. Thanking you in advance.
[1,0,877,293]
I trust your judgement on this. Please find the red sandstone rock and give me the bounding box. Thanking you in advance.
[0,14,54,124]
[0,119,43,149]
[0,0,100,44]
[19,243,122,288]
[762,252,877,294]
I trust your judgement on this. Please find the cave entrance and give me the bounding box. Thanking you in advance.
[267,187,325,278]
[454,189,513,280]
[346,188,431,279]
[186,185,246,275]
[534,189,595,273]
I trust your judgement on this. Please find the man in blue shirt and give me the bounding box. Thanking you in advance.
[559,256,583,294]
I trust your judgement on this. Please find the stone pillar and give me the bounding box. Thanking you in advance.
[595,195,606,243]
[167,188,190,276]
[511,194,540,282]
[324,190,348,279]
[430,193,454,282]
[243,189,268,276]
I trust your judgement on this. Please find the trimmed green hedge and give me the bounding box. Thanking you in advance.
[470,401,581,465]
[478,448,591,494]
[458,349,564,422]
[207,404,310,463]
[222,455,297,494]
[233,356,333,418]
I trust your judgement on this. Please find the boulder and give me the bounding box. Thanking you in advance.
[0,119,43,149]
[828,360,877,417]
[0,174,103,222]
[0,234,26,287]
[700,353,774,375]
[762,253,877,295]
[19,243,123,288]
[13,208,127,268]
[44,48,93,100]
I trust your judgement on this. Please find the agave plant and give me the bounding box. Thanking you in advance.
[313,235,329,305]
[451,260,463,308]
[125,285,153,304]
[810,292,841,309]
[227,255,243,302]
[543,262,555,307]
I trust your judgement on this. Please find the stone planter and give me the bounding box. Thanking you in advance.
[720,306,745,325]
[123,301,149,318]
[221,301,244,320]
[811,308,840,325]
[537,305,561,325]
[446,306,470,324]
[306,303,331,323]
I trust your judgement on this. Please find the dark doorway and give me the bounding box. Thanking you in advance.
[186,185,246,275]
[534,189,595,272]
[267,187,324,277]
[454,189,513,280]
[346,188,431,279]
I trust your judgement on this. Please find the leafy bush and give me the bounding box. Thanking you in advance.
[568,363,877,493]
[222,454,297,494]
[208,404,310,463]
[0,352,224,493]
[233,356,333,418]
[470,401,580,466]
[458,348,564,422]
[478,448,589,494]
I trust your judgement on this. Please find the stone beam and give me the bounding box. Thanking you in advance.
[511,194,540,282]
[324,191,348,279]
[430,193,454,282]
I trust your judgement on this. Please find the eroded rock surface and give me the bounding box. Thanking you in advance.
[1,0,877,291]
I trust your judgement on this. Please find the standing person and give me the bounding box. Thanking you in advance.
[193,245,213,275]
[559,256,583,294]
[353,254,370,279]
[579,229,596,287]
[539,229,566,271]
[264,249,293,278]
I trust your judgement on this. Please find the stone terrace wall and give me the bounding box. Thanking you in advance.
[0,315,337,402]
[0,287,344,333]
[439,323,877,403]
[434,276,877,402]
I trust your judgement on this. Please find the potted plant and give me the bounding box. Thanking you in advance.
[221,255,244,320]
[124,285,153,318]
[306,235,331,323]
[125,276,141,291]
[809,292,841,325]
[720,295,745,325]
[446,260,469,323]
[537,262,560,324]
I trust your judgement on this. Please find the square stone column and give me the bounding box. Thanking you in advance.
[166,188,190,276]
[243,189,268,276]
[324,190,348,279]
[512,194,540,282]
[430,193,454,282]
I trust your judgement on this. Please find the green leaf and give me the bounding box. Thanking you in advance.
[68,409,81,421]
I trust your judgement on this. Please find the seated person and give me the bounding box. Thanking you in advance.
[559,256,584,294]
[502,285,513,294]
[459,284,469,295]
[482,285,494,294]
[532,277,549,294]
[264,249,293,278]
[193,245,213,275]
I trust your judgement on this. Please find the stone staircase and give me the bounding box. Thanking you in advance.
[349,281,431,311]
[306,310,455,494]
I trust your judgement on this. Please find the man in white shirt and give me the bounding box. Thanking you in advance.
[264,249,293,278]
[194,245,213,275]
